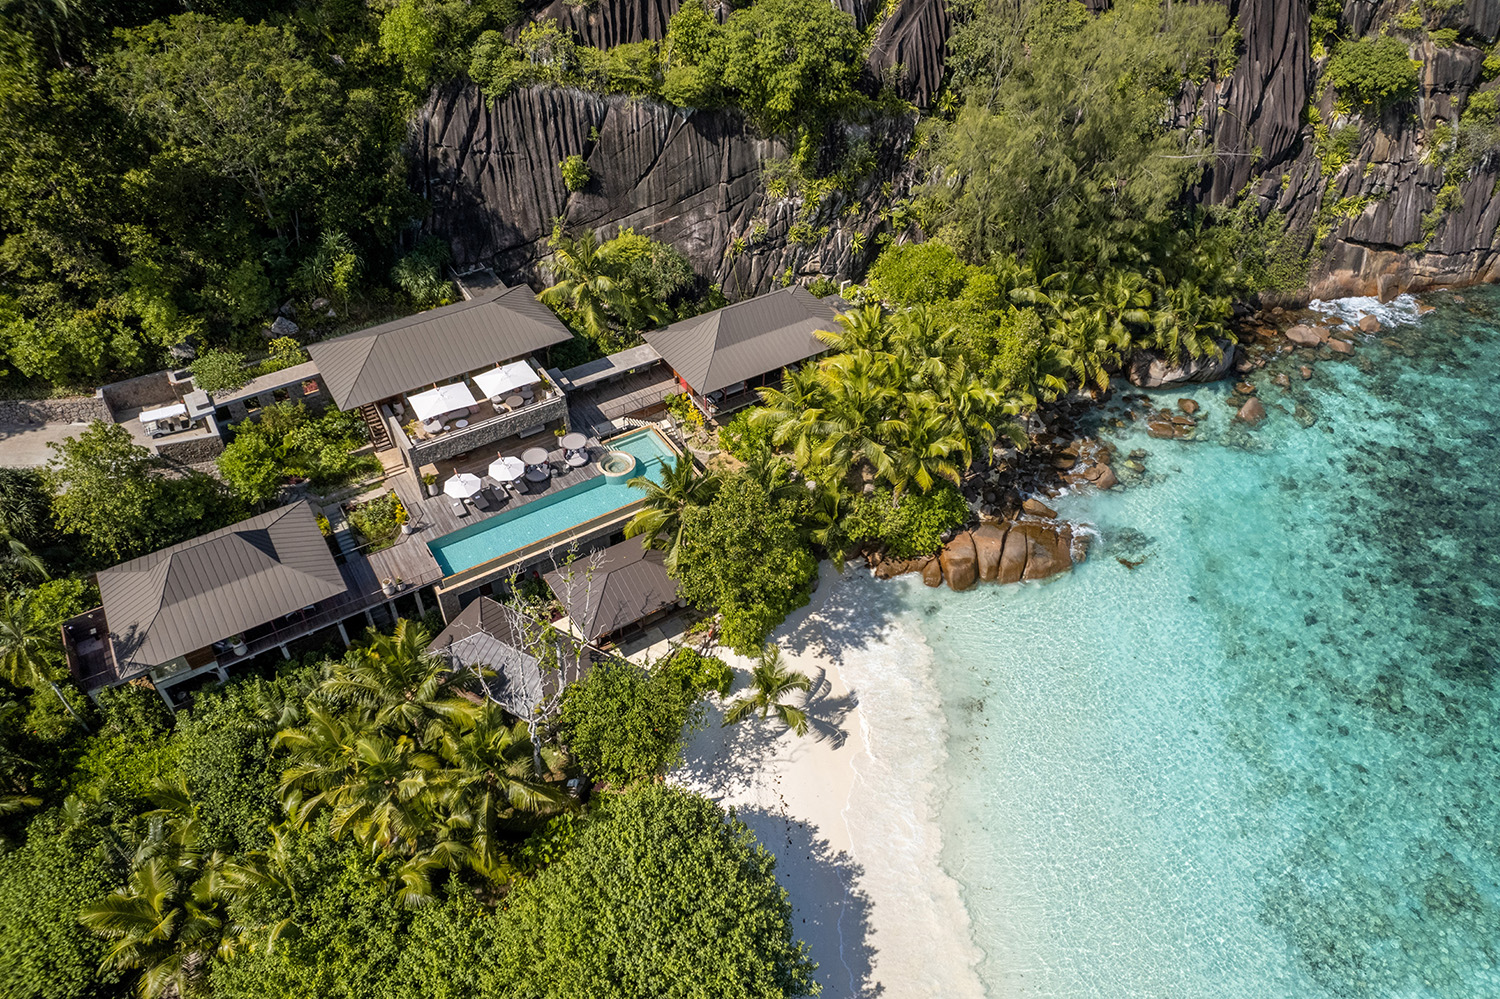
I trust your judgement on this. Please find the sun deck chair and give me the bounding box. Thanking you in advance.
[450,498,468,517]
[471,491,490,511]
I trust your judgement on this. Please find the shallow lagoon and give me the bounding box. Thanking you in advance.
[900,289,1499,997]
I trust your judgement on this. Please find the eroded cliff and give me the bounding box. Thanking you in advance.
[419,0,1500,299]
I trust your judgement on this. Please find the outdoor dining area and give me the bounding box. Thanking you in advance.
[430,431,597,521]
[399,361,548,441]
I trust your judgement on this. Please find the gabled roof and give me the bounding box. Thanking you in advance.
[543,540,679,642]
[98,502,346,675]
[641,285,837,395]
[306,286,573,410]
[431,597,590,717]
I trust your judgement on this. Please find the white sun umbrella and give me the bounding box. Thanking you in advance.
[488,455,526,482]
[443,472,483,499]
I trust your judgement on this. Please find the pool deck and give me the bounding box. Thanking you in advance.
[392,426,676,559]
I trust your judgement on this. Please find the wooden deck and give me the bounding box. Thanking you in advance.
[393,432,612,542]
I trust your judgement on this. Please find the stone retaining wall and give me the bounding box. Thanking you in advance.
[0,396,109,426]
[98,371,177,420]
[155,435,225,464]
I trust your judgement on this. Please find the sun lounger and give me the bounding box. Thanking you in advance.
[450,499,468,517]
[471,491,490,511]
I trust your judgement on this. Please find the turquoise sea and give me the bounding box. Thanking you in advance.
[901,288,1499,997]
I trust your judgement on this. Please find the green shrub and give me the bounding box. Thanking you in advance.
[1325,35,1419,110]
[560,153,591,192]
[347,491,407,551]
[1429,28,1459,47]
[555,656,705,786]
[662,646,734,698]
[842,484,970,559]
[717,407,774,460]
[190,347,250,393]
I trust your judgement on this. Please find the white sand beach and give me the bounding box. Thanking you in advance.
[674,565,987,998]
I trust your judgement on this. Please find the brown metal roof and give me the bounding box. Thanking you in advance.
[641,285,837,395]
[432,597,590,715]
[543,540,679,642]
[97,502,347,675]
[306,286,573,410]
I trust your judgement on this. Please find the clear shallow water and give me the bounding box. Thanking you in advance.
[900,289,1500,997]
[428,428,676,574]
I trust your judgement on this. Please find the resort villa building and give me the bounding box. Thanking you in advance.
[59,502,436,708]
[61,284,846,706]
[305,286,575,475]
[642,284,838,418]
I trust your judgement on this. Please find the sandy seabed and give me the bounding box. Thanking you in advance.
[673,565,988,999]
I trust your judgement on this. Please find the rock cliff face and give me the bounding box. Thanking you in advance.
[415,84,911,294]
[1187,0,1500,299]
[419,0,1500,298]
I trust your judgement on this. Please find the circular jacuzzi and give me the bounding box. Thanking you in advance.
[599,450,637,481]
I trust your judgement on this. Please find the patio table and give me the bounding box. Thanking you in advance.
[505,394,524,410]
[559,432,587,450]
[521,447,550,466]
[455,419,469,428]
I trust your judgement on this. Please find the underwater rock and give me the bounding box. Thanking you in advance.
[940,531,978,592]
[1274,372,1291,389]
[1178,398,1199,414]
[1238,397,1268,424]
[1301,365,1314,379]
[1236,381,1257,395]
[1329,339,1355,355]
[1090,464,1119,490]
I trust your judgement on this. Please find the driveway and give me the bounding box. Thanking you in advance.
[0,421,91,467]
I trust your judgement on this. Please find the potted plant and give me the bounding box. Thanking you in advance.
[382,578,397,596]
[405,419,423,442]
[229,634,248,657]
[422,471,439,497]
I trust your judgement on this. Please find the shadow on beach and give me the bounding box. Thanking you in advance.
[736,805,884,999]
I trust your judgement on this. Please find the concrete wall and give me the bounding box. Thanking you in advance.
[155,434,225,464]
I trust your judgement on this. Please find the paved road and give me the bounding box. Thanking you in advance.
[0,421,90,467]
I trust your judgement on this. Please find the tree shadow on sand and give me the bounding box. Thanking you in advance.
[778,568,917,668]
[736,805,884,999]
[676,662,859,798]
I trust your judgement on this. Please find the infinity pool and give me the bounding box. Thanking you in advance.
[427,428,677,576]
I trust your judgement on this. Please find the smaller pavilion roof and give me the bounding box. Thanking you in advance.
[641,286,837,395]
[431,597,590,716]
[543,540,679,642]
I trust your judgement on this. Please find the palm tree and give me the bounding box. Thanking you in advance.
[322,620,467,742]
[814,305,888,352]
[275,704,440,854]
[884,393,971,503]
[539,230,633,339]
[723,645,812,736]
[625,456,719,573]
[0,591,57,689]
[81,855,225,999]
[434,707,567,881]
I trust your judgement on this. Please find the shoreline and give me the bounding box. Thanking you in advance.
[673,564,987,999]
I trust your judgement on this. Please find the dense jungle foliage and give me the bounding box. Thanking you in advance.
[0,0,1465,996]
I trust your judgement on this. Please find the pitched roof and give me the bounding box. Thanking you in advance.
[431,597,590,716]
[641,285,837,394]
[98,502,347,675]
[306,286,573,410]
[543,540,679,642]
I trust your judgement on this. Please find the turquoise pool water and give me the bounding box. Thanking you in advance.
[852,289,1500,997]
[427,428,677,575]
